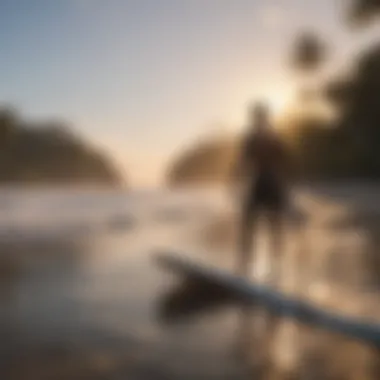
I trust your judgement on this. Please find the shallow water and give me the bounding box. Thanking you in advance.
[0,185,379,379]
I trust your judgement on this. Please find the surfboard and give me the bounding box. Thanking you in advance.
[155,252,380,348]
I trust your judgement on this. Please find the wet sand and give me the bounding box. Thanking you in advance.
[0,185,379,379]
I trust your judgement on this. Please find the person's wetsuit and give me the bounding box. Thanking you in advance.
[235,127,290,274]
[240,129,288,212]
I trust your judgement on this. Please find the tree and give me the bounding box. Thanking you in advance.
[0,107,18,147]
[167,136,236,186]
[0,106,123,185]
[290,31,327,74]
[325,44,380,176]
[348,0,380,27]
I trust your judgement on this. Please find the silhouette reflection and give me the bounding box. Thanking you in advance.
[158,278,297,378]
[158,274,380,379]
[235,305,280,376]
[158,278,244,324]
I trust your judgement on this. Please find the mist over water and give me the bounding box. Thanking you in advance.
[0,185,379,379]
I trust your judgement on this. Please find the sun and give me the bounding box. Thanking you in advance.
[249,87,294,121]
[268,91,292,117]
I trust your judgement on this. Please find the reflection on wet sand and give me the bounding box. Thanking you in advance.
[0,235,154,380]
[157,187,380,379]
[158,278,238,324]
[159,276,380,379]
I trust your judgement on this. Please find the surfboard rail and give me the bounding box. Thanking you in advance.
[156,252,380,348]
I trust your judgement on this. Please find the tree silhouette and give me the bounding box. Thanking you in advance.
[348,0,380,26]
[290,31,327,74]
[325,44,380,176]
[166,1,380,185]
[0,107,122,185]
[167,137,236,186]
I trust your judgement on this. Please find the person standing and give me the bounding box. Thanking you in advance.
[231,102,292,278]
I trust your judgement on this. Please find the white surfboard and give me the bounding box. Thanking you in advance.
[155,252,380,348]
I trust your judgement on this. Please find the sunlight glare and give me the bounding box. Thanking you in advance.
[268,91,293,118]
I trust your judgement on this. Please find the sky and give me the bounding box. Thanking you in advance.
[0,0,378,186]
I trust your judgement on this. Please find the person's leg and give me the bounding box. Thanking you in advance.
[237,200,257,276]
[264,181,288,285]
[269,210,283,256]
[267,208,284,286]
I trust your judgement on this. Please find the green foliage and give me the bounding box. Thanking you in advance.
[288,1,380,180]
[293,44,380,179]
[0,106,122,185]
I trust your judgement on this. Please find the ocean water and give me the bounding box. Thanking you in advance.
[0,185,379,379]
